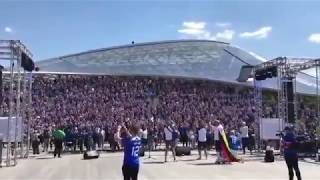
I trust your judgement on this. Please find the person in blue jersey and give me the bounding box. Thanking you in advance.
[228,130,241,158]
[118,123,141,180]
[282,126,301,180]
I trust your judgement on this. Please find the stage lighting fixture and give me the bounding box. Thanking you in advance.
[266,71,273,78]
[271,67,277,77]
[255,73,266,81]
[21,52,35,71]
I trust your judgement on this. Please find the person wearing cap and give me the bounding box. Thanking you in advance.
[282,126,302,180]
[239,121,249,154]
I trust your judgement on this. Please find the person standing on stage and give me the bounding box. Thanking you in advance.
[282,126,301,180]
[140,125,148,151]
[240,121,249,154]
[53,129,63,158]
[248,125,255,154]
[179,122,189,147]
[197,122,208,160]
[118,123,141,180]
[228,130,241,158]
[213,120,224,164]
[164,123,176,162]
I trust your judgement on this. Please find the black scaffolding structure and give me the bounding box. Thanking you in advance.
[249,57,320,150]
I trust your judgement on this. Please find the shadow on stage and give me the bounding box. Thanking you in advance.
[178,159,198,162]
[143,161,165,164]
[301,159,320,165]
[36,156,55,160]
[190,162,225,166]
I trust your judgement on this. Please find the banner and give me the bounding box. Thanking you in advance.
[0,116,23,142]
[259,118,283,140]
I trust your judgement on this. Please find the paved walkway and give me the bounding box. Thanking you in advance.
[0,151,319,180]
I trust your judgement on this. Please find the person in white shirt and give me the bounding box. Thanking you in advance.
[197,122,208,160]
[100,129,105,150]
[140,125,148,153]
[213,120,224,163]
[142,129,148,140]
[188,129,196,149]
[239,121,249,154]
[164,123,176,162]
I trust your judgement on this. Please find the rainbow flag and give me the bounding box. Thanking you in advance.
[219,130,241,163]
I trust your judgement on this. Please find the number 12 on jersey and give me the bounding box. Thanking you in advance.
[132,146,140,157]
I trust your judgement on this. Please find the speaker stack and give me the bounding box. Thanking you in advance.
[175,146,191,156]
[83,150,99,160]
[264,149,275,163]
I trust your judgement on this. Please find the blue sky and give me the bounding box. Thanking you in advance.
[0,0,319,61]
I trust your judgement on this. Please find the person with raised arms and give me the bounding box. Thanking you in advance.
[117,123,141,180]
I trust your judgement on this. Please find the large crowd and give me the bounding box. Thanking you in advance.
[31,75,257,152]
[0,74,318,153]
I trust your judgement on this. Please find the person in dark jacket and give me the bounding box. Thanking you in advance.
[54,137,63,158]
[282,126,301,180]
[31,131,40,155]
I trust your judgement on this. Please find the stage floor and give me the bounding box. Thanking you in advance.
[0,150,319,180]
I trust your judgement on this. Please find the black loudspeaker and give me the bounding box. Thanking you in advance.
[21,52,35,71]
[83,150,99,160]
[175,146,191,156]
[264,150,275,162]
[283,81,295,124]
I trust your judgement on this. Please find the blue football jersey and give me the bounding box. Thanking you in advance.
[283,132,297,158]
[122,136,141,167]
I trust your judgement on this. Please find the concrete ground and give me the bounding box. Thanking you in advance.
[0,150,319,180]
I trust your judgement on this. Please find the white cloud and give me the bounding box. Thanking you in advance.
[215,30,235,40]
[4,27,12,33]
[178,21,206,36]
[183,22,206,29]
[178,21,235,41]
[308,33,320,44]
[239,26,272,39]
[178,28,205,35]
[216,22,231,28]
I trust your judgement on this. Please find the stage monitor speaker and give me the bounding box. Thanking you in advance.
[264,149,274,162]
[83,150,99,160]
[175,146,191,156]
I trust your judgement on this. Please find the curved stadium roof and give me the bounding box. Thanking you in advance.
[37,39,318,95]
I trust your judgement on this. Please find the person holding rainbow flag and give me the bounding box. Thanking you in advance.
[212,120,242,164]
